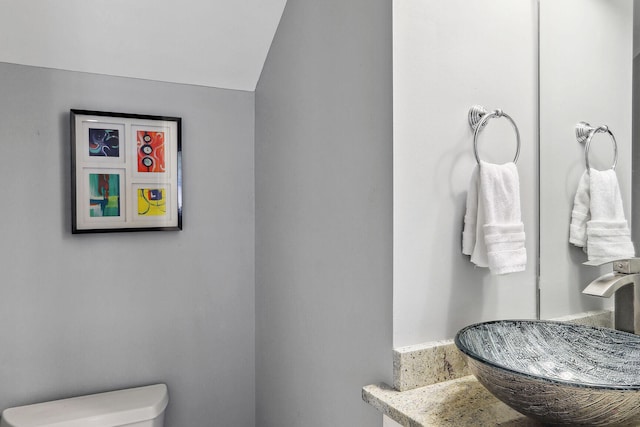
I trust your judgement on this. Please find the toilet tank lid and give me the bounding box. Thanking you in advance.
[0,384,168,427]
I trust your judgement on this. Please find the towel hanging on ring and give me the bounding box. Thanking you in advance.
[570,122,634,261]
[462,105,526,275]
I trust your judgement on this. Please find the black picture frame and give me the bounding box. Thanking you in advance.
[71,109,182,233]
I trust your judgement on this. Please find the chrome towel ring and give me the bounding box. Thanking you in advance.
[468,105,521,164]
[575,122,618,172]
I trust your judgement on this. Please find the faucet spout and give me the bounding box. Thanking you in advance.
[582,260,640,334]
[583,272,638,298]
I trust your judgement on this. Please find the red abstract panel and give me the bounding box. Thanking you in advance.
[137,131,166,173]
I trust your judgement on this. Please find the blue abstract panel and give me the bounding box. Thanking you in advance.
[89,128,120,157]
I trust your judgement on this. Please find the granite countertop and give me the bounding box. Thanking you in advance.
[363,311,613,426]
[363,340,540,426]
[363,376,543,427]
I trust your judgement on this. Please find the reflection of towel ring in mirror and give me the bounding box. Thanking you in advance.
[468,105,521,164]
[575,122,618,172]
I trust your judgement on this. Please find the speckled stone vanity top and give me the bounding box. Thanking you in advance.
[362,310,613,427]
[363,376,542,426]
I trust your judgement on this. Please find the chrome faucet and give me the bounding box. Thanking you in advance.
[583,258,640,334]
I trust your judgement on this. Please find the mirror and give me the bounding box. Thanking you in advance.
[539,0,634,319]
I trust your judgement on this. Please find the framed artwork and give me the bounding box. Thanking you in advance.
[71,110,182,233]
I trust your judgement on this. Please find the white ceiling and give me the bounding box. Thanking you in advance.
[0,0,288,91]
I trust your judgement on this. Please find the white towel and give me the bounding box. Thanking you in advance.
[461,166,477,256]
[569,169,635,261]
[462,161,526,274]
[569,171,590,249]
[462,165,488,267]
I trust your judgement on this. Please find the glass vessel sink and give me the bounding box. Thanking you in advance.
[455,320,640,426]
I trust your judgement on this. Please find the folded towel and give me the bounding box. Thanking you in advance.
[462,161,526,274]
[569,169,635,261]
[462,165,488,267]
[462,166,479,256]
[569,171,590,248]
[589,169,634,260]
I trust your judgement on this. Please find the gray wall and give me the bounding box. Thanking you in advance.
[254,0,393,425]
[393,0,538,346]
[0,62,255,427]
[634,52,640,251]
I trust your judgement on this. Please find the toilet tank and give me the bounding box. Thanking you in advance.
[0,384,168,427]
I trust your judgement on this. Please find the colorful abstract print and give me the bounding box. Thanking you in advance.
[89,128,119,157]
[137,131,166,172]
[89,174,120,217]
[138,188,166,216]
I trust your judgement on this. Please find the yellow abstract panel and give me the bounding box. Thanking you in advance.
[138,188,166,216]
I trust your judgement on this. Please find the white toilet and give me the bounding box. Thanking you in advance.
[0,384,168,427]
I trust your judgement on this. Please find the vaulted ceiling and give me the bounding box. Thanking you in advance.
[0,0,288,91]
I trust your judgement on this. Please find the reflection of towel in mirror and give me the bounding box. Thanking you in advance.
[570,169,635,261]
[462,161,526,275]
